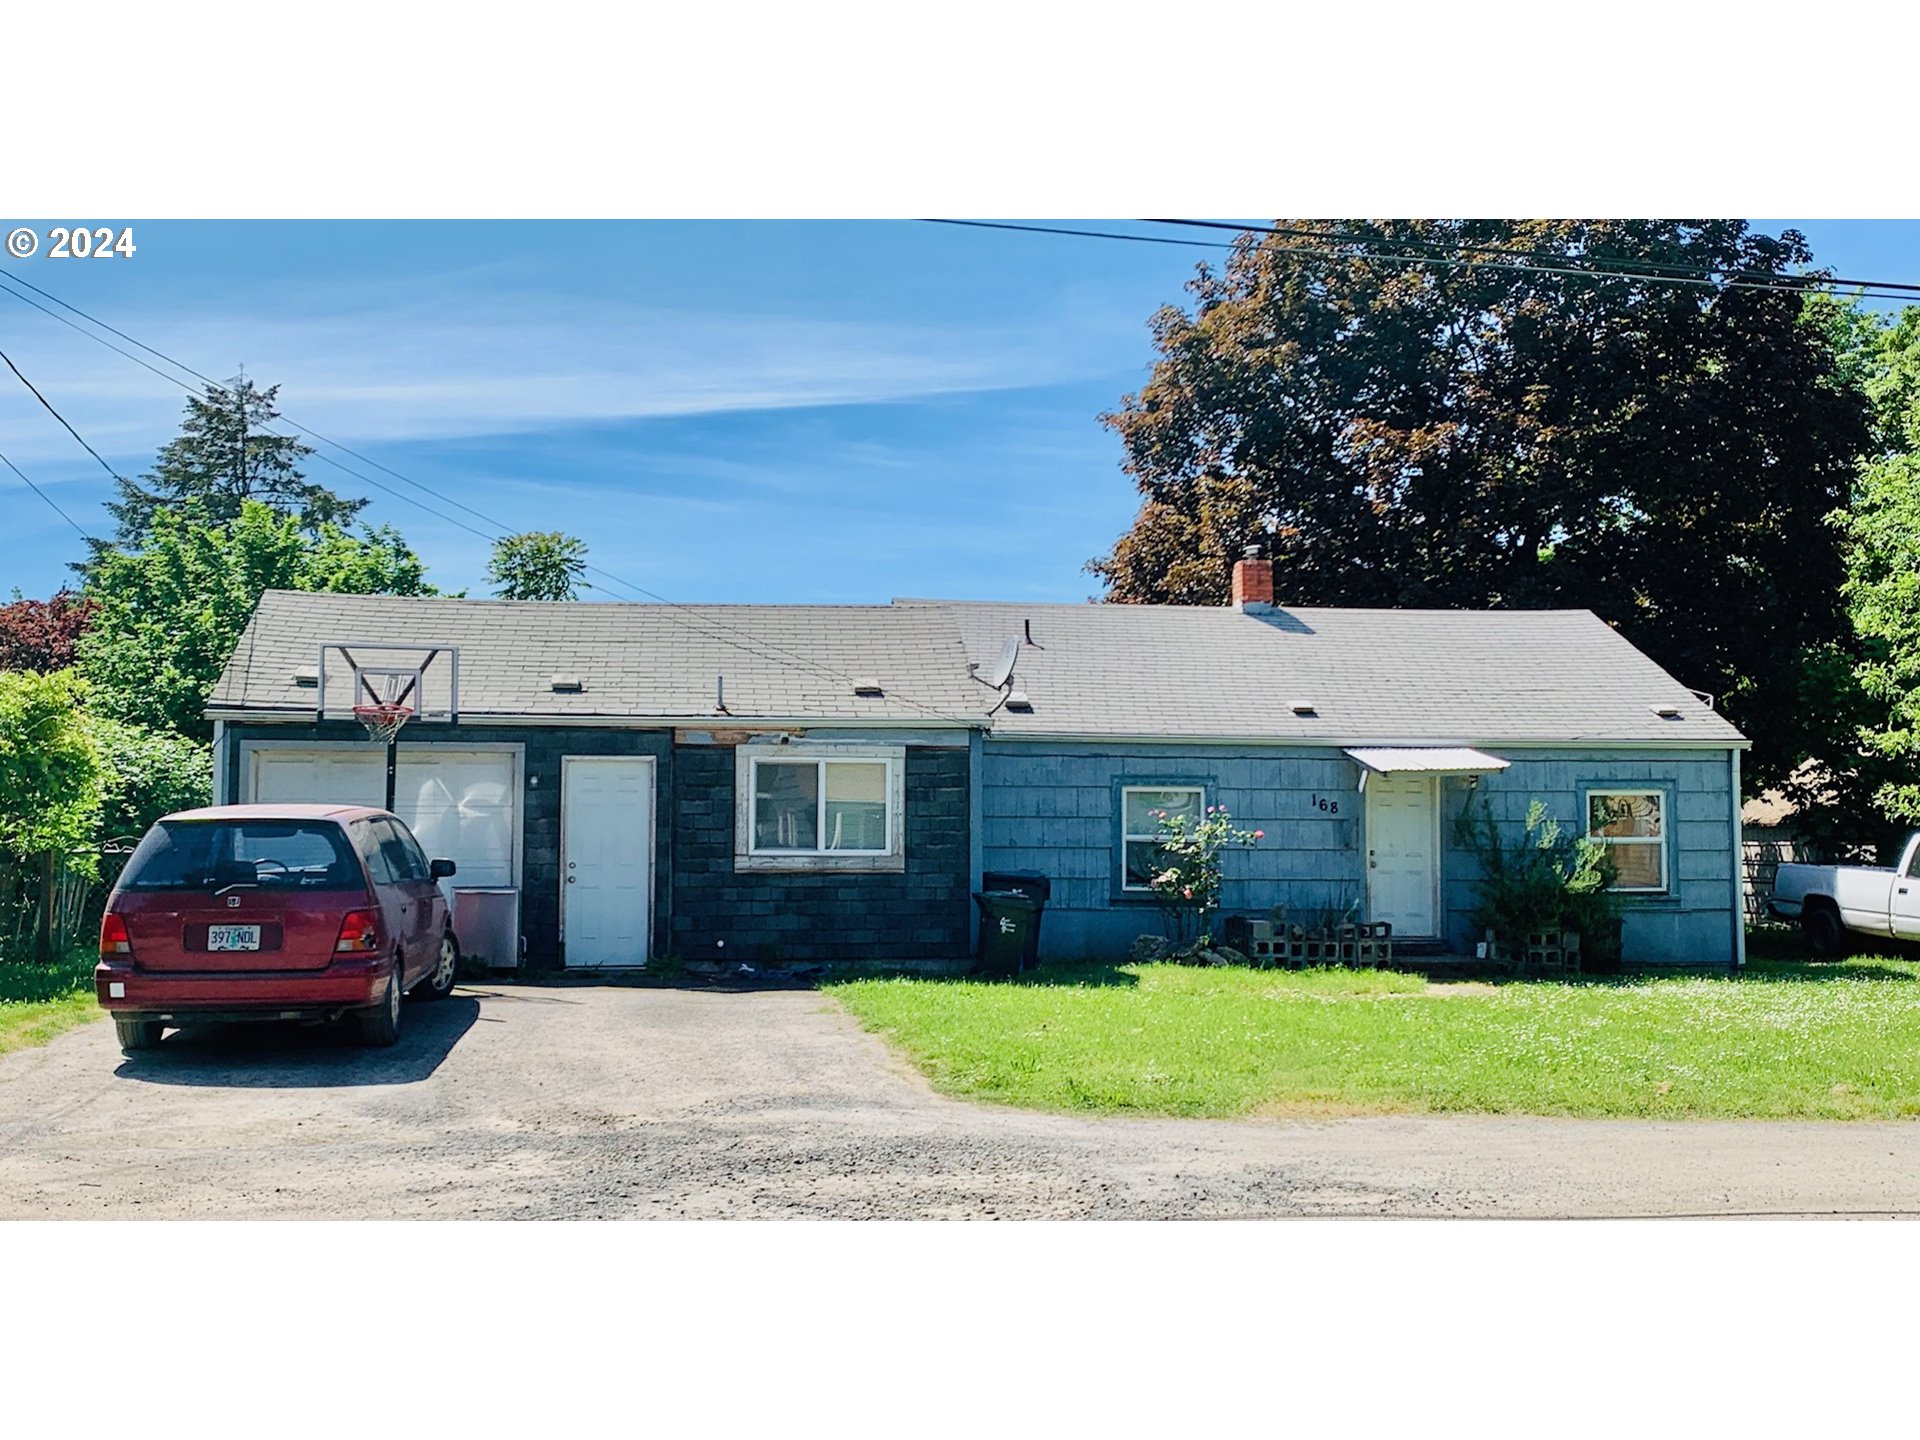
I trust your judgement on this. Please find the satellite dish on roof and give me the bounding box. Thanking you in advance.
[982,636,1020,690]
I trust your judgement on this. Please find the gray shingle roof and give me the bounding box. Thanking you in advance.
[208,590,1747,745]
[208,591,986,724]
[920,601,1747,745]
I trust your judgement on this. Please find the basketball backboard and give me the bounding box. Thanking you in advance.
[315,641,460,724]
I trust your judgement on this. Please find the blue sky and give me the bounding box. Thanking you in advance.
[2,219,1913,604]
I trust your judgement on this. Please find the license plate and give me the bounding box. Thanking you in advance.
[207,924,262,952]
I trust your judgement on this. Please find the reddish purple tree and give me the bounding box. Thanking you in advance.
[0,591,97,673]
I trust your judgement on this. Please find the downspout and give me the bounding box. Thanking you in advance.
[968,728,984,953]
[211,719,228,804]
[1730,747,1745,974]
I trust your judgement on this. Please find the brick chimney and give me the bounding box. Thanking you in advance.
[1230,548,1274,609]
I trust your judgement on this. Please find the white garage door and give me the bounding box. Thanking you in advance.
[248,747,519,893]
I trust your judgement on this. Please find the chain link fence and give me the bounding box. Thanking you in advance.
[0,838,142,962]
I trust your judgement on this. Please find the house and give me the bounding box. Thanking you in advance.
[204,557,1748,969]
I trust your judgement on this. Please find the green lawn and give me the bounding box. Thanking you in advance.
[828,947,1920,1119]
[0,948,102,1057]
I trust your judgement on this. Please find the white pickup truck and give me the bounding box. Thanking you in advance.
[1771,833,1920,954]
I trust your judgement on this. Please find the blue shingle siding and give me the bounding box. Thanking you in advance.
[982,741,1738,965]
[669,743,972,964]
[1442,749,1738,966]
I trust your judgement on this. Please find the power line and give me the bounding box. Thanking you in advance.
[0,269,982,726]
[0,446,91,539]
[921,218,1920,304]
[1140,218,1920,299]
[0,346,125,482]
[922,218,1226,251]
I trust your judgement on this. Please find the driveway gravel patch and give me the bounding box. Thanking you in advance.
[3,985,1919,1218]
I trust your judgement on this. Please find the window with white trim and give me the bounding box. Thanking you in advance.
[1586,789,1668,893]
[1121,785,1205,891]
[735,745,905,871]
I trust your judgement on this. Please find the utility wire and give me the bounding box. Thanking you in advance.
[0,445,91,539]
[0,346,126,482]
[1141,218,1920,299]
[922,218,1226,251]
[921,219,1920,304]
[0,269,982,726]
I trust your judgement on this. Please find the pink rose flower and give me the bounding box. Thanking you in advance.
[1254,829,1265,839]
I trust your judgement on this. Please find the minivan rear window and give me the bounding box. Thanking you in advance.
[119,820,364,891]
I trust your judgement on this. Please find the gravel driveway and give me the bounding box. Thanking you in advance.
[5,984,1920,1219]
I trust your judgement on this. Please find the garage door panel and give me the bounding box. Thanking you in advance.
[250,748,518,894]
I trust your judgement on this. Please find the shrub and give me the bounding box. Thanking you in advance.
[1455,796,1622,967]
[1146,804,1264,948]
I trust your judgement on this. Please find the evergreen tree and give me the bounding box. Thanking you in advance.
[100,378,364,554]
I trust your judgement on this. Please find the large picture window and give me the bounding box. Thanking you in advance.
[735,745,905,871]
[1121,785,1205,891]
[1587,789,1667,893]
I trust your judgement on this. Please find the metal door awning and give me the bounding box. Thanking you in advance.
[1343,747,1511,775]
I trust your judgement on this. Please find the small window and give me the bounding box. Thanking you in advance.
[389,823,433,883]
[747,753,896,858]
[355,821,398,885]
[1121,786,1205,891]
[1587,790,1668,893]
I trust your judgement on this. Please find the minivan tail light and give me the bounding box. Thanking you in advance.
[335,910,381,954]
[100,912,131,957]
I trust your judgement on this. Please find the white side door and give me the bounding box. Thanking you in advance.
[1366,772,1439,938]
[561,756,655,968]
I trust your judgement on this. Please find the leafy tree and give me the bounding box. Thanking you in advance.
[487,530,588,601]
[1834,305,1920,833]
[78,500,439,738]
[100,378,364,553]
[1092,221,1873,792]
[0,670,103,962]
[0,591,95,673]
[88,718,212,844]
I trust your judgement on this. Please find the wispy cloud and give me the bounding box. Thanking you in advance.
[0,277,1143,467]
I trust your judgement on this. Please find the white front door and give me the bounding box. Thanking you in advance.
[1366,772,1439,938]
[561,756,654,968]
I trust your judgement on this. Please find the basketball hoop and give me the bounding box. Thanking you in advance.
[353,702,414,747]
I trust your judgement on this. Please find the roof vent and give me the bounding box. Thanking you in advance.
[291,668,319,687]
[1290,701,1318,716]
[550,675,584,693]
[1650,704,1682,719]
[853,677,884,698]
[1004,691,1034,713]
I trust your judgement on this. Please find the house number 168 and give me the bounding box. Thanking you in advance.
[1310,794,1340,815]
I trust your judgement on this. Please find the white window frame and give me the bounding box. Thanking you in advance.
[1120,784,1206,893]
[734,744,906,873]
[1586,787,1669,895]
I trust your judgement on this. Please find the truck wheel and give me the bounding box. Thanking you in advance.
[1803,907,1843,958]
[355,959,404,1046]
[114,1018,162,1051]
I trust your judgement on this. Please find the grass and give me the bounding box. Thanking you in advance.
[0,946,102,1057]
[827,943,1920,1120]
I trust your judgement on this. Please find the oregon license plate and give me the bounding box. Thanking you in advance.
[207,924,261,952]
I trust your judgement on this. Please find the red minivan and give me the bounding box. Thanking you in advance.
[96,804,461,1052]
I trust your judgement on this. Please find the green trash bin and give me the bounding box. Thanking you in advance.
[973,891,1041,976]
